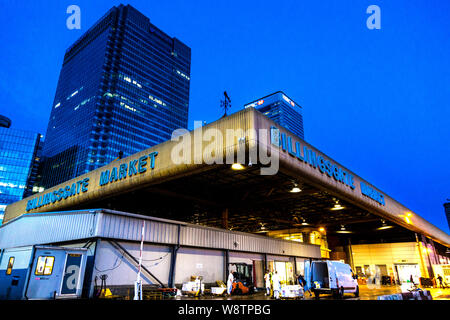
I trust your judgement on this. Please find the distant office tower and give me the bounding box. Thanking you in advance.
[444,202,450,231]
[244,91,304,140]
[24,137,45,197]
[0,116,42,224]
[41,4,191,188]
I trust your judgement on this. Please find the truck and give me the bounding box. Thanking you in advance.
[304,260,359,299]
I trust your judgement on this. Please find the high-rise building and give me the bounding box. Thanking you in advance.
[444,201,450,231]
[41,4,191,188]
[0,116,42,224]
[244,91,304,140]
[25,137,45,197]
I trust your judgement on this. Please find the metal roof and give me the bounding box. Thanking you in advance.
[4,108,449,247]
[0,209,321,258]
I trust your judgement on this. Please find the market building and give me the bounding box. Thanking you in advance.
[0,209,320,299]
[1,108,449,298]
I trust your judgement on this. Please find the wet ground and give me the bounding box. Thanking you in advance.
[176,285,450,301]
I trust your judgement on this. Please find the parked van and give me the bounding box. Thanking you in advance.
[304,260,359,299]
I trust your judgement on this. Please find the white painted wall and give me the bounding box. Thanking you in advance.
[175,247,224,284]
[351,242,425,279]
[94,240,172,286]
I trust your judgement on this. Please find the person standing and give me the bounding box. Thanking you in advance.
[272,271,281,300]
[410,275,415,286]
[264,270,271,296]
[227,270,234,296]
[297,274,306,287]
[437,275,444,289]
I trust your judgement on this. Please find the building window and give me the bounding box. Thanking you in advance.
[35,256,55,276]
[6,257,14,275]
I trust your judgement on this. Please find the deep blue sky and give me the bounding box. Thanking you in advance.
[1,1,449,233]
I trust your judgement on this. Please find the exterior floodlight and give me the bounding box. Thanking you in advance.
[377,225,393,230]
[331,201,344,211]
[290,181,302,193]
[377,220,393,230]
[231,163,245,170]
[319,227,325,232]
[336,225,352,233]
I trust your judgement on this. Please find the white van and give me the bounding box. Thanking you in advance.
[304,260,359,299]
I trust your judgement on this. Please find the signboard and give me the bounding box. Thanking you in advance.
[270,126,385,205]
[25,151,159,212]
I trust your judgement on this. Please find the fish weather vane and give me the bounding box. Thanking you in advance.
[220,91,231,118]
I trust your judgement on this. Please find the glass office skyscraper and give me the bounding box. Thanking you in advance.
[444,202,450,231]
[0,116,41,224]
[244,91,304,140]
[41,4,191,188]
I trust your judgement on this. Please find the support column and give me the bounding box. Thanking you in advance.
[293,257,298,278]
[168,224,181,288]
[222,208,229,230]
[302,232,310,244]
[168,245,178,288]
[346,238,355,270]
[224,249,230,281]
[422,235,435,278]
[263,253,268,272]
[416,233,428,278]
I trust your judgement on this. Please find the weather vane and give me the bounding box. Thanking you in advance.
[220,91,231,118]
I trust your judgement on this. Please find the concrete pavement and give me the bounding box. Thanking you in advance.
[176,285,450,300]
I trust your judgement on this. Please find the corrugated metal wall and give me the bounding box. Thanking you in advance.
[0,210,321,259]
[0,211,99,248]
[180,224,320,257]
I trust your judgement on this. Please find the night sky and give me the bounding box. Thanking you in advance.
[1,1,449,233]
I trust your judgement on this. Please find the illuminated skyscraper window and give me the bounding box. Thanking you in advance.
[244,91,304,140]
[0,118,41,224]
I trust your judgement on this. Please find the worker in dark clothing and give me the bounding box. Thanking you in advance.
[410,275,415,285]
[297,274,311,296]
[297,274,306,287]
[437,275,445,289]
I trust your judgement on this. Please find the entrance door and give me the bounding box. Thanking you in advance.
[395,264,420,284]
[60,253,83,296]
[274,262,287,284]
[376,265,388,276]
